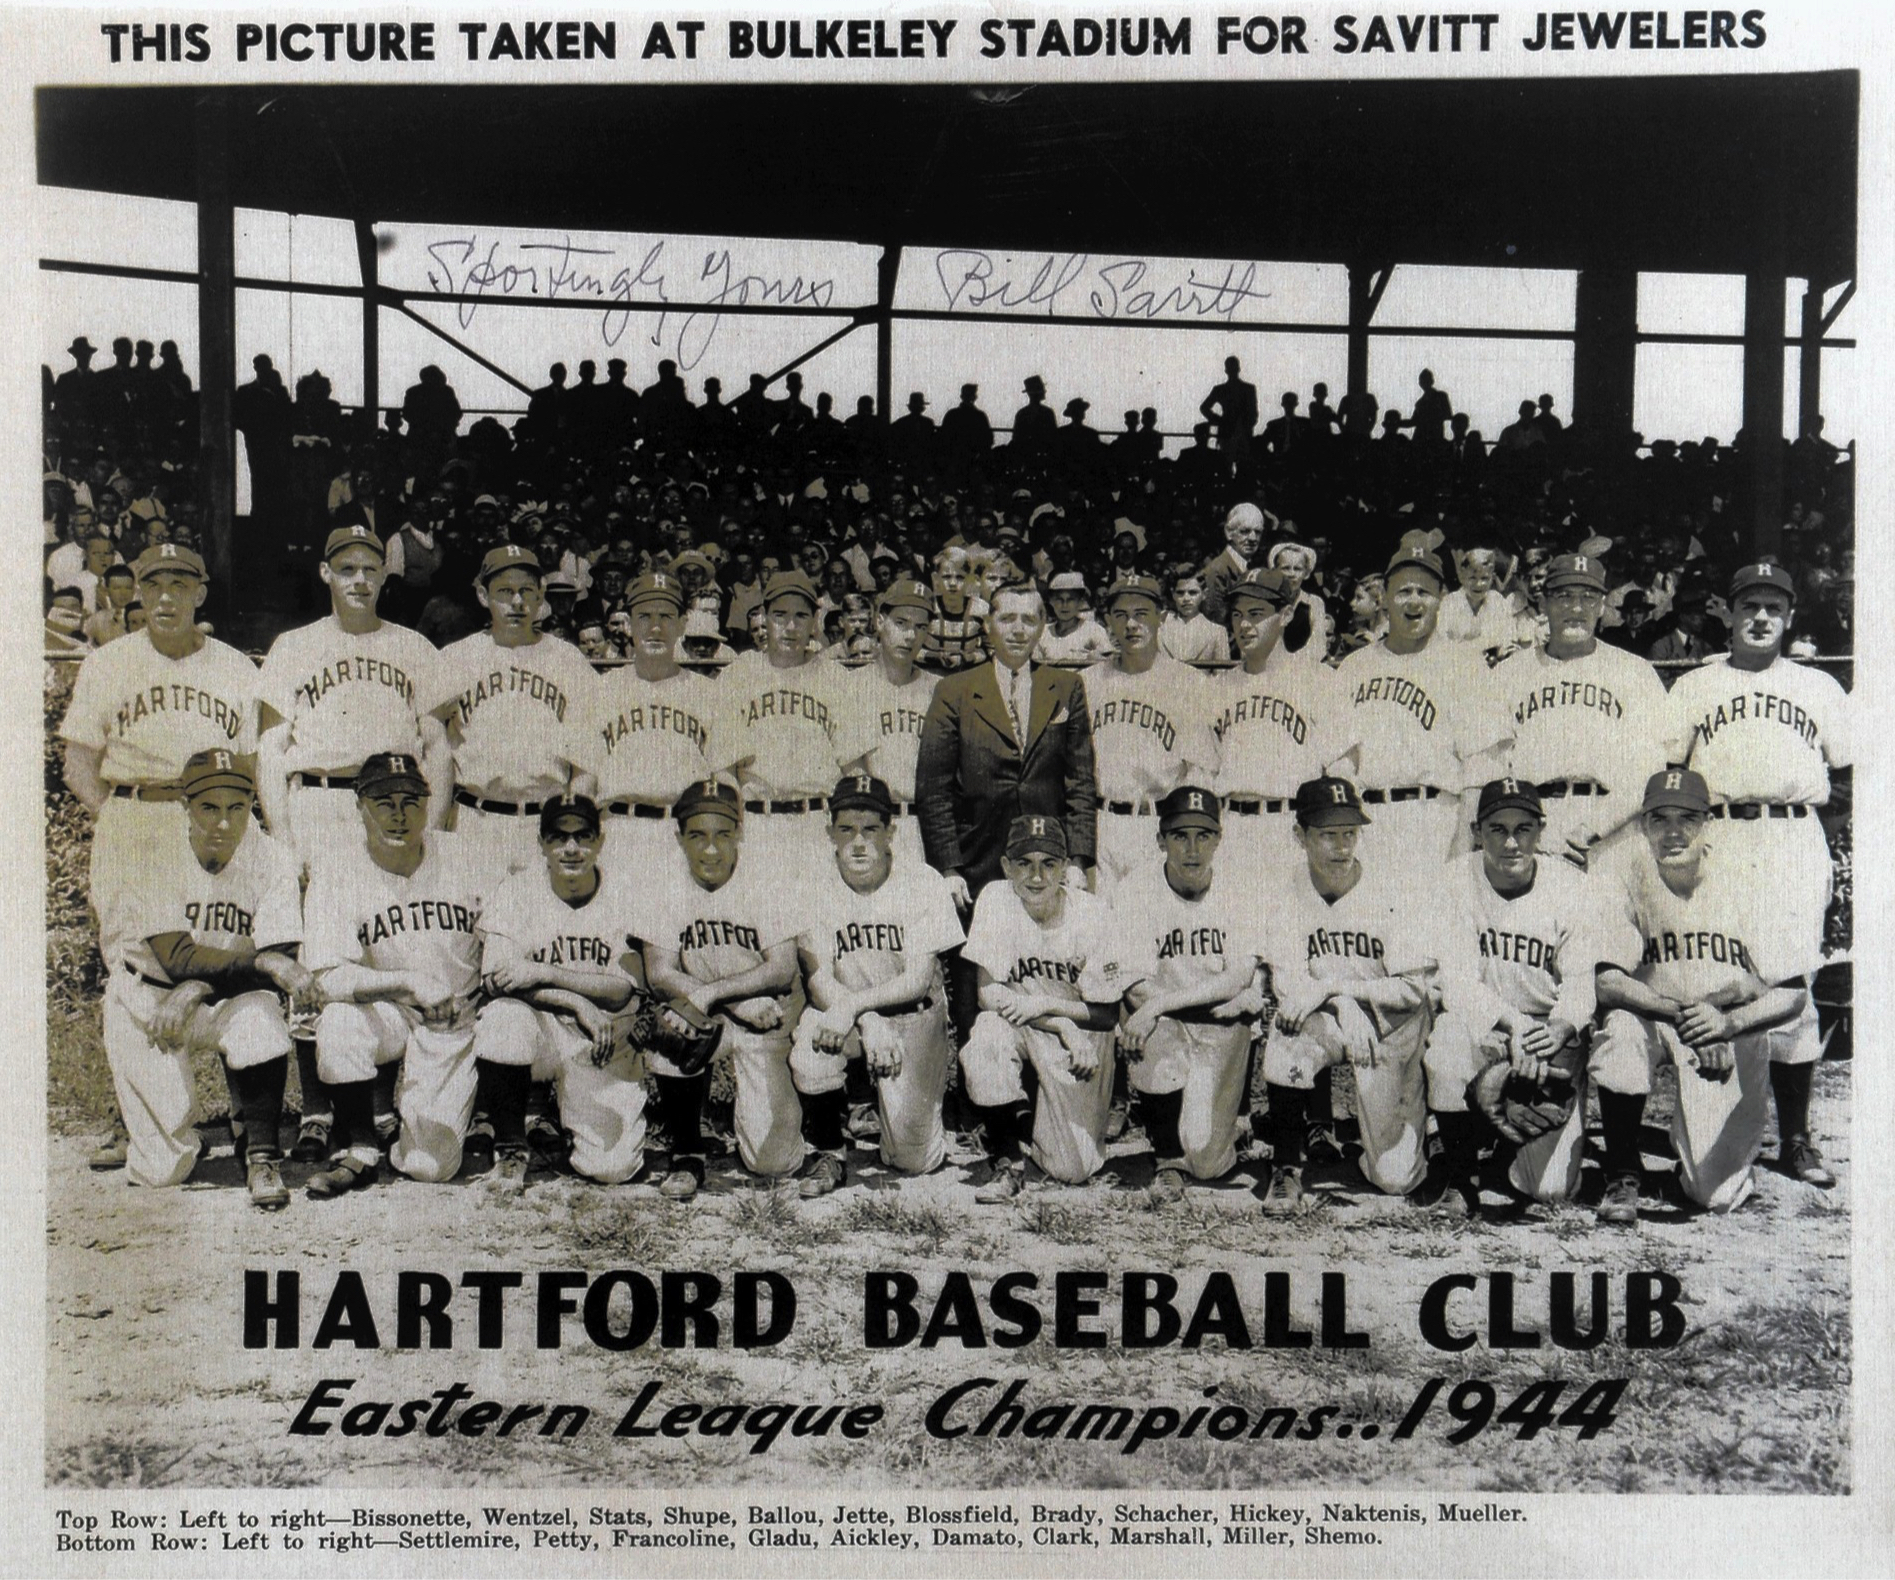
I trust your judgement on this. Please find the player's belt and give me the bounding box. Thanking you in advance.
[742,796,826,814]
[455,789,547,816]
[1537,778,1606,798]
[603,799,672,820]
[875,993,938,1018]
[290,770,359,790]
[108,783,183,802]
[1712,802,1812,821]
[119,961,176,990]
[1103,798,1156,816]
[1170,1005,1242,1026]
[1223,796,1292,815]
[1359,786,1442,804]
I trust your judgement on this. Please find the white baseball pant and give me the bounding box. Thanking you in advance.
[960,1013,1115,1184]
[1425,1013,1588,1204]
[1127,1018,1253,1181]
[790,1001,954,1174]
[315,999,477,1182]
[1264,1003,1433,1195]
[472,999,648,1184]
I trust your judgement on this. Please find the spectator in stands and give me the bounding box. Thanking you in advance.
[1010,375,1056,456]
[1199,356,1258,460]
[1038,571,1116,665]
[1159,565,1229,664]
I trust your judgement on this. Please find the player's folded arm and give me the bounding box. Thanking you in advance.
[146,931,281,997]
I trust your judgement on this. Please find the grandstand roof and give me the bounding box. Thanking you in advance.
[38,74,1856,283]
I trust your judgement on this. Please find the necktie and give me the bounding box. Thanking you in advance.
[1003,661,1030,743]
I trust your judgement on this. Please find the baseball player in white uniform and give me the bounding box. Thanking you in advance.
[59,542,263,1168]
[790,774,965,1193]
[959,815,1128,1201]
[101,750,305,1203]
[1490,552,1670,869]
[591,570,718,870]
[1084,573,1219,896]
[836,579,941,870]
[255,523,450,1163]
[1592,769,1816,1222]
[639,780,805,1187]
[1327,539,1512,864]
[713,570,851,866]
[1425,777,1603,1211]
[426,544,600,876]
[299,752,485,1195]
[473,794,647,1192]
[1259,777,1442,1212]
[1116,787,1266,1199]
[1666,560,1849,1188]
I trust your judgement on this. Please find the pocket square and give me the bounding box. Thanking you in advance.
[1047,705,1069,727]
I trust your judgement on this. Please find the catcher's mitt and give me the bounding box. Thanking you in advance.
[617,990,723,1076]
[1468,1061,1578,1145]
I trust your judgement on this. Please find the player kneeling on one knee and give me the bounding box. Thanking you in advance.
[1259,778,1441,1213]
[1590,769,1814,1224]
[1426,778,1602,1212]
[473,795,650,1192]
[959,816,1128,1200]
[790,775,965,1194]
[106,750,307,1207]
[298,753,485,1196]
[1116,787,1267,1198]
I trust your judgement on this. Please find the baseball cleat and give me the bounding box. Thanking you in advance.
[1147,1165,1188,1206]
[1411,1170,1474,1219]
[798,1154,847,1199]
[246,1154,290,1212]
[88,1132,129,1171]
[1304,1124,1344,1167]
[658,1160,704,1201]
[973,1161,1025,1204]
[306,1156,378,1199]
[488,1147,530,1196]
[289,1117,331,1164]
[526,1113,566,1157]
[1260,1164,1305,1215]
[1784,1137,1836,1188]
[373,1111,400,1149]
[464,1115,495,1158]
[1596,1172,1642,1225]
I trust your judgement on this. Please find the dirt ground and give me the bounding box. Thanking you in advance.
[45,1062,1850,1495]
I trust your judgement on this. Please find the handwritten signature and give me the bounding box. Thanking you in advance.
[420,236,838,369]
[933,250,1275,322]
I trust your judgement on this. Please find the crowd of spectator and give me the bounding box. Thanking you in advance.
[43,340,1856,666]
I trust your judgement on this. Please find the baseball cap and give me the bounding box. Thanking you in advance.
[1156,785,1221,833]
[1227,568,1291,609]
[876,579,934,615]
[1105,573,1166,609]
[673,778,742,825]
[323,524,384,562]
[1048,571,1089,594]
[133,542,206,582]
[624,571,685,612]
[539,793,602,840]
[1476,776,1545,821]
[1543,553,1608,593]
[1294,776,1372,828]
[180,748,255,799]
[1642,768,1712,814]
[1385,542,1446,584]
[762,570,820,609]
[356,751,430,798]
[829,773,896,819]
[477,543,541,584]
[1005,813,1068,859]
[1730,560,1797,600]
[472,494,502,510]
[670,550,715,578]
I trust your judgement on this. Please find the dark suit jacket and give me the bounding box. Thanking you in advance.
[916,660,1099,892]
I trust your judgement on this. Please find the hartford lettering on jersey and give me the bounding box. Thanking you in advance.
[876,705,928,741]
[600,702,709,756]
[529,934,621,968]
[1691,689,1821,750]
[1350,675,1436,729]
[740,687,832,730]
[1158,925,1227,961]
[1217,691,1311,744]
[680,918,761,952]
[1513,680,1624,724]
[1480,927,1557,971]
[296,654,417,713]
[1092,697,1178,752]
[1007,955,1082,987]
[1641,928,1756,972]
[185,900,254,936]
[1303,928,1388,965]
[833,921,906,959]
[454,666,572,725]
[113,683,245,741]
[357,899,478,949]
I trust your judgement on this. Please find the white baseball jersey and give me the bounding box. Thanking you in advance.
[1117,863,1264,994]
[1668,655,1851,804]
[426,631,600,799]
[257,615,440,773]
[481,863,641,981]
[590,666,718,802]
[1265,863,1437,994]
[962,883,1127,1006]
[1598,844,1818,999]
[1492,641,1670,793]
[1210,656,1340,797]
[634,855,798,985]
[712,650,850,798]
[1328,638,1510,791]
[798,858,963,991]
[1438,853,1601,1032]
[302,834,484,1002]
[1083,654,1220,802]
[109,826,301,979]
[834,666,940,803]
[59,631,260,783]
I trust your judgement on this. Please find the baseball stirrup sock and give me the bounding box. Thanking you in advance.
[654,1074,707,1158]
[229,1056,288,1160]
[1266,1084,1310,1166]
[1311,1063,1336,1124]
[1141,1088,1184,1163]
[293,1038,331,1123]
[328,1078,379,1162]
[477,1061,531,1148]
[972,1100,1029,1162]
[803,1086,848,1153]
[1598,1089,1647,1178]
[1769,1060,1813,1140]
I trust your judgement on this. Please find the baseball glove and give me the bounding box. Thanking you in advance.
[1468,1061,1578,1145]
[617,990,723,1076]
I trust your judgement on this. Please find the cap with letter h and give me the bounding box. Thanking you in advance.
[540,793,602,840]
[830,773,895,819]
[1005,813,1068,859]
[477,543,542,585]
[624,571,684,612]
[673,778,742,825]
[1476,776,1544,821]
[133,541,206,583]
[1641,767,1711,814]
[1227,567,1291,609]
[1544,553,1607,594]
[355,751,430,798]
[180,748,256,799]
[876,579,935,615]
[1105,573,1166,609]
[323,524,385,563]
[1730,560,1796,601]
[1294,776,1371,828]
[1156,784,1221,833]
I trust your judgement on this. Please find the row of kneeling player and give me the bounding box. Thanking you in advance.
[101,747,1835,1226]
